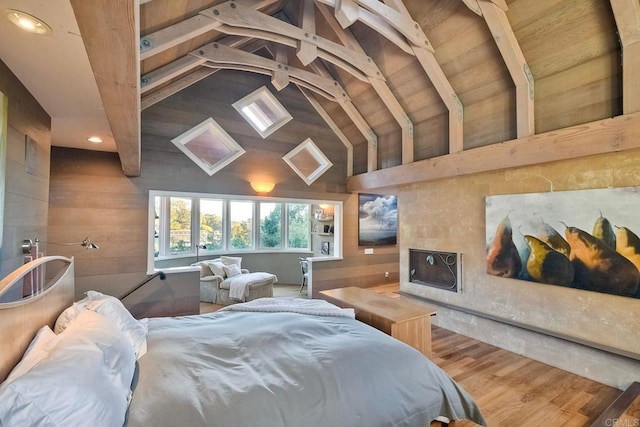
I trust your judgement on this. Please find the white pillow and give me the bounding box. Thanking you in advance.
[53,297,93,334]
[221,256,242,268]
[85,291,148,358]
[3,326,56,384]
[54,291,148,359]
[204,260,226,277]
[0,310,136,427]
[223,263,242,278]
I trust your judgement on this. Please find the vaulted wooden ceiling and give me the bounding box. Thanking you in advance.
[70,0,640,190]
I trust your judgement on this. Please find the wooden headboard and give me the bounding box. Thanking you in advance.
[0,256,75,382]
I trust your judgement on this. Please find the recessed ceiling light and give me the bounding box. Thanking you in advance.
[88,136,103,144]
[5,9,52,35]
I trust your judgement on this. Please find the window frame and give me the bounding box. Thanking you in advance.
[148,190,342,272]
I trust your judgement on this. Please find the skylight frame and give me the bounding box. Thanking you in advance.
[171,117,245,176]
[232,86,293,138]
[283,138,333,186]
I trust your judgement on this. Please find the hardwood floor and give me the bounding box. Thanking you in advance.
[369,283,623,426]
[432,326,620,426]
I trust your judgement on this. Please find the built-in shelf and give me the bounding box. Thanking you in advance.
[313,232,334,236]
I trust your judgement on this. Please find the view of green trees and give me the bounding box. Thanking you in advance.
[170,198,191,254]
[288,203,309,248]
[200,211,223,250]
[260,203,281,248]
[164,198,310,255]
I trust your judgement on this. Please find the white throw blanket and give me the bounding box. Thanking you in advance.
[220,297,355,318]
[225,272,276,301]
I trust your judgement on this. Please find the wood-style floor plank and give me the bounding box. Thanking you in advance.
[432,326,622,427]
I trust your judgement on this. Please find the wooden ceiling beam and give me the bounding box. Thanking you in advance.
[201,1,383,80]
[140,15,221,60]
[211,24,371,82]
[139,0,281,60]
[354,0,432,51]
[462,0,507,14]
[610,0,640,114]
[309,61,378,172]
[477,0,534,137]
[140,55,206,94]
[70,0,141,176]
[190,42,350,101]
[316,2,413,163]
[384,0,464,154]
[347,112,640,192]
[297,0,319,65]
[315,0,413,55]
[272,44,290,91]
[141,36,254,110]
[141,68,215,110]
[299,86,354,177]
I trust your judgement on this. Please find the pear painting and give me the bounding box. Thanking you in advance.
[486,186,640,299]
[486,214,522,278]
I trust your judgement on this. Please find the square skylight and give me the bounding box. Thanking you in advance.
[283,138,333,185]
[233,86,292,138]
[171,118,245,176]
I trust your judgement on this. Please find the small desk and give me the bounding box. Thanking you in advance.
[320,286,437,359]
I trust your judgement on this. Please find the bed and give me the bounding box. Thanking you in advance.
[0,257,487,427]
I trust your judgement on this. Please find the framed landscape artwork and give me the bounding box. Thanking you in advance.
[358,193,397,246]
[485,186,640,299]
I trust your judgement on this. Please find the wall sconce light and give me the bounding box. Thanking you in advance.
[250,182,275,194]
[21,237,99,254]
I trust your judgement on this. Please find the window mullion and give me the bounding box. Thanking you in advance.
[161,197,170,256]
[192,197,199,252]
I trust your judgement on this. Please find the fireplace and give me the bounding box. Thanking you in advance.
[409,249,462,293]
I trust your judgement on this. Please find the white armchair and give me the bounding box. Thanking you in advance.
[192,258,275,305]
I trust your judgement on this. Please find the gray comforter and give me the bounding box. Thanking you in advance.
[126,309,486,427]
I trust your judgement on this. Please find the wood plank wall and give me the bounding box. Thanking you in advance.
[141,70,348,196]
[311,193,400,297]
[48,69,385,307]
[0,59,51,280]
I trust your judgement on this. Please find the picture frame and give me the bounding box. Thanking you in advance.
[486,186,640,299]
[358,193,398,246]
[314,209,323,220]
[321,241,330,255]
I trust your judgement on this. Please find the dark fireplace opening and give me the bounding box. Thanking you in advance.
[409,249,461,293]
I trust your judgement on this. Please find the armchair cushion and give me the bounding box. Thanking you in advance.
[221,256,242,269]
[222,264,242,278]
[204,260,226,277]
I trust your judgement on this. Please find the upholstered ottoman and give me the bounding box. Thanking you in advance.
[217,272,277,305]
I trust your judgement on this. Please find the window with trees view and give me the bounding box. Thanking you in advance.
[152,192,320,259]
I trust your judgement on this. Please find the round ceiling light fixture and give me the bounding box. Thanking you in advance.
[5,9,52,35]
[87,136,103,144]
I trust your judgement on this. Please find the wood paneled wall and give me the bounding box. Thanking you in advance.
[311,193,399,297]
[48,69,367,305]
[0,59,51,280]
[142,70,348,196]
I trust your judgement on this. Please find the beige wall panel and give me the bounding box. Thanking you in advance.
[397,148,640,388]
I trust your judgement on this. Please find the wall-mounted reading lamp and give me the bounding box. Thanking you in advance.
[21,237,99,254]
